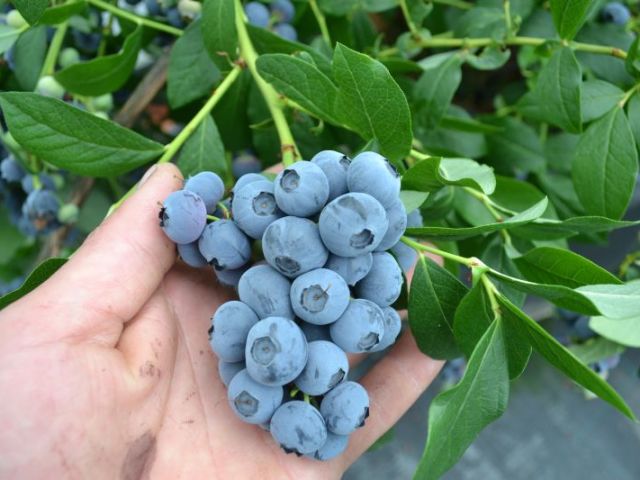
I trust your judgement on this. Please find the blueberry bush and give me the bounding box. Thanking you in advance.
[1,0,640,477]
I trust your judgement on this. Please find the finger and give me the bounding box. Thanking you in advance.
[7,164,184,346]
[117,286,178,394]
[338,330,443,469]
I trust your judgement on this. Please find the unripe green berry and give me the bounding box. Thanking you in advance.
[6,10,27,29]
[59,48,81,69]
[92,93,113,112]
[36,76,65,99]
[178,0,201,17]
[58,203,79,224]
[92,111,110,120]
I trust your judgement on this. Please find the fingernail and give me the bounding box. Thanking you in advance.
[137,164,158,190]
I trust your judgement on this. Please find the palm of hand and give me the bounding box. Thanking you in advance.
[0,164,441,480]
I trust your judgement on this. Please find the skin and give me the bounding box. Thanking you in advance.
[0,163,443,479]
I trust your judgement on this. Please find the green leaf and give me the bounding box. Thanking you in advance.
[454,7,506,39]
[575,281,640,319]
[256,54,342,125]
[581,80,624,123]
[318,0,358,16]
[367,428,395,452]
[408,256,467,359]
[0,92,164,176]
[13,25,47,91]
[480,236,526,307]
[550,0,591,40]
[518,47,582,133]
[0,25,23,55]
[500,295,635,419]
[627,92,640,147]
[202,0,237,72]
[402,156,496,195]
[332,44,412,163]
[399,190,428,212]
[453,282,531,379]
[405,0,432,27]
[0,208,25,264]
[38,0,87,25]
[572,107,638,220]
[624,36,640,78]
[178,115,227,179]
[514,247,621,288]
[485,117,546,174]
[590,315,640,348]
[13,0,48,24]
[568,337,625,365]
[514,216,640,240]
[464,46,511,71]
[167,19,221,109]
[406,198,549,240]
[55,26,142,96]
[413,54,463,129]
[415,319,509,480]
[439,115,503,134]
[0,258,67,310]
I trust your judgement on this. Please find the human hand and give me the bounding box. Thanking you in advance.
[0,164,443,480]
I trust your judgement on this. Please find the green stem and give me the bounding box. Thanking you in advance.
[207,214,221,221]
[309,0,331,46]
[400,236,474,267]
[432,0,473,9]
[217,201,230,219]
[503,0,512,33]
[40,21,69,77]
[619,83,640,107]
[480,274,502,320]
[88,0,183,36]
[234,0,300,166]
[399,0,420,37]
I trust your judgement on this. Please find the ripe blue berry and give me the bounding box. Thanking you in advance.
[355,252,403,307]
[21,174,56,193]
[290,268,350,325]
[601,2,630,24]
[177,241,208,268]
[218,360,245,387]
[330,299,385,353]
[375,198,407,251]
[198,220,251,270]
[407,208,423,228]
[160,190,207,244]
[347,151,400,209]
[262,216,329,278]
[0,157,25,183]
[324,253,373,286]
[238,264,294,318]
[274,161,330,217]
[310,150,351,201]
[232,180,283,239]
[320,381,369,435]
[390,240,417,274]
[228,369,284,424]
[273,23,297,41]
[245,316,308,386]
[310,432,349,461]
[232,152,262,178]
[23,190,60,224]
[295,340,349,395]
[245,1,270,27]
[370,307,402,352]
[184,171,225,214]
[232,172,267,194]
[270,401,327,455]
[319,193,388,257]
[271,0,295,22]
[298,321,332,342]
[210,301,259,362]
[214,264,250,289]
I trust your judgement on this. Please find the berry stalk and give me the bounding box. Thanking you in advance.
[88,0,184,37]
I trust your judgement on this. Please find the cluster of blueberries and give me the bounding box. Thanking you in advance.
[601,2,631,24]
[158,150,420,459]
[245,0,298,42]
[122,0,202,28]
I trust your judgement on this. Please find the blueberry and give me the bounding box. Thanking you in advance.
[274,161,330,217]
[214,263,250,288]
[324,253,373,286]
[320,381,369,435]
[309,432,349,461]
[262,216,329,278]
[0,157,25,183]
[177,0,202,18]
[370,307,402,352]
[125,0,142,5]
[21,174,55,194]
[572,315,597,341]
[245,316,308,386]
[295,340,349,395]
[329,299,385,353]
[59,47,81,68]
[232,152,262,179]
[92,93,114,113]
[238,264,294,318]
[71,30,101,53]
[23,190,60,227]
[218,360,245,387]
[198,220,251,270]
[228,369,284,424]
[6,10,27,29]
[601,2,631,24]
[270,401,327,455]
[298,321,332,342]
[184,171,225,214]
[145,0,164,16]
[290,268,350,325]
[347,151,400,209]
[36,76,65,99]
[407,208,423,228]
[210,300,259,362]
[232,180,283,239]
[159,190,207,244]
[244,1,270,27]
[177,241,208,268]
[273,23,297,41]
[390,240,417,274]
[375,198,407,251]
[318,193,388,257]
[232,172,268,194]
[310,150,351,201]
[166,7,184,27]
[271,0,295,22]
[355,252,403,307]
